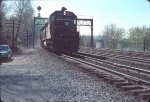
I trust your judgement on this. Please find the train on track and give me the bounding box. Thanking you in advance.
[40,7,79,53]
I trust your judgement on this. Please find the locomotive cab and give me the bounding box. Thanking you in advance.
[49,7,79,52]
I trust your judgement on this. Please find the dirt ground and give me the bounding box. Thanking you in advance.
[0,47,140,102]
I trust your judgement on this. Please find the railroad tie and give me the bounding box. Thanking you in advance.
[113,82,133,88]
[138,92,150,101]
[121,85,144,91]
[129,89,150,96]
[94,73,108,78]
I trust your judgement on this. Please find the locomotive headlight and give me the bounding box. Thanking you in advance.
[64,11,66,15]
[74,20,76,24]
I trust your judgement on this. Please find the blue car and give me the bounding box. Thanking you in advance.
[0,45,12,60]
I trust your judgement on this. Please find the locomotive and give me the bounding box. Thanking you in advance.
[40,7,79,53]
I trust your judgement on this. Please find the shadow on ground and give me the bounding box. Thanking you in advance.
[0,58,13,64]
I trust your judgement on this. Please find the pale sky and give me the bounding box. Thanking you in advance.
[31,0,150,35]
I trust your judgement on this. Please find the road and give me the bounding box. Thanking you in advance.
[0,47,140,102]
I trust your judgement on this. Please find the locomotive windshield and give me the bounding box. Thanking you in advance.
[55,16,76,26]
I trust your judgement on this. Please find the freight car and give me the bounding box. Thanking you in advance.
[40,7,79,53]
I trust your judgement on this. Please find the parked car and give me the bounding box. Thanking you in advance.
[0,45,12,60]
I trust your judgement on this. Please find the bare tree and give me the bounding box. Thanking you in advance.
[0,1,10,44]
[128,26,150,51]
[7,0,34,44]
[15,0,34,42]
[103,24,125,49]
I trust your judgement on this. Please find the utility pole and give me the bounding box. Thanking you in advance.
[91,19,93,47]
[33,18,35,48]
[0,0,3,102]
[0,0,2,44]
[6,20,15,48]
[23,28,30,46]
[27,28,28,47]
[143,37,146,51]
[12,20,14,48]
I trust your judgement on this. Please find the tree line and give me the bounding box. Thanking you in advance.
[80,24,150,52]
[0,0,34,46]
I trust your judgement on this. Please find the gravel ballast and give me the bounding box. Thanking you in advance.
[0,47,141,102]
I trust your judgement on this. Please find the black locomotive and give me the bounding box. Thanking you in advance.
[40,7,79,53]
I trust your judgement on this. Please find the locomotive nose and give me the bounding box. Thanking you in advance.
[40,8,79,53]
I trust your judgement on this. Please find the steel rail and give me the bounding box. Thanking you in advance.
[79,47,150,61]
[78,52,150,70]
[62,54,150,86]
[77,52,150,75]
[78,50,150,64]
[107,54,150,64]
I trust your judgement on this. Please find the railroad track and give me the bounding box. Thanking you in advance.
[62,51,150,102]
[79,48,150,71]
[79,47,150,60]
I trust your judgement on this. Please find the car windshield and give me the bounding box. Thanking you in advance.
[0,46,9,51]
